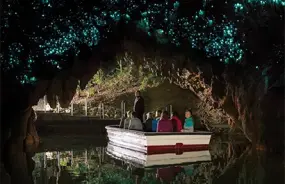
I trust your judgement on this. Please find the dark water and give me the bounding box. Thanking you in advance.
[3,135,284,184]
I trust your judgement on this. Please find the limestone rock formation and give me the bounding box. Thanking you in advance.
[42,55,101,109]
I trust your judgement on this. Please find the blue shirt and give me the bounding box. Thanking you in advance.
[184,117,194,128]
[152,118,159,132]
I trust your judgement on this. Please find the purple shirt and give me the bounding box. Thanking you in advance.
[157,118,173,132]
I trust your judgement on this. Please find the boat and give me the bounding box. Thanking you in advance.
[105,125,212,154]
[106,142,211,168]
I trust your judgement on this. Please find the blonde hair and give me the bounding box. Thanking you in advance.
[127,111,132,117]
[146,112,153,119]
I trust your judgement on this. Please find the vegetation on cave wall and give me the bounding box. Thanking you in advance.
[71,53,166,118]
[73,55,201,124]
[74,52,230,131]
[83,53,163,97]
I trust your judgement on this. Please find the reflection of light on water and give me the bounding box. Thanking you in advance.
[30,138,279,184]
[32,148,108,184]
[32,147,210,184]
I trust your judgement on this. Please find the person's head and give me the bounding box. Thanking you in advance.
[146,112,153,119]
[161,111,169,119]
[185,109,192,118]
[131,111,137,118]
[155,110,162,118]
[171,111,179,118]
[127,111,132,118]
[135,90,141,97]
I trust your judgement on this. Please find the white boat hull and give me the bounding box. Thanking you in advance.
[106,125,212,154]
[106,142,211,168]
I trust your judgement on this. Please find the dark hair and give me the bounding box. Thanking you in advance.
[172,111,179,117]
[185,109,192,114]
[156,110,162,114]
[136,90,141,94]
[132,111,137,117]
[162,110,169,116]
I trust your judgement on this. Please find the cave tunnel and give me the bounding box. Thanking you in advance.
[1,0,284,183]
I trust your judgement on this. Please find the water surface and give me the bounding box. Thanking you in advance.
[19,135,285,184]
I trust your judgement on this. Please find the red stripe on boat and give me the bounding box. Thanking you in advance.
[147,143,209,155]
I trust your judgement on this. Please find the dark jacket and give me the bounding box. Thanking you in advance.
[143,118,153,132]
[133,96,145,115]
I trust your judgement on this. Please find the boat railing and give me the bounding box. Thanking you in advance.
[106,125,146,136]
[105,125,212,136]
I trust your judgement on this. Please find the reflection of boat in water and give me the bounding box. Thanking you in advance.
[106,143,211,168]
[106,125,212,154]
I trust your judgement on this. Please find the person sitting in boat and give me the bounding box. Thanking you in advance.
[143,112,153,132]
[143,112,147,122]
[119,113,127,128]
[157,111,173,132]
[152,110,162,132]
[123,111,132,129]
[128,111,143,131]
[171,111,183,132]
[182,109,195,132]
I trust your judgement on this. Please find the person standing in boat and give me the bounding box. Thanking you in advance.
[128,111,143,131]
[152,110,162,132]
[182,109,195,132]
[133,90,145,122]
[157,111,173,132]
[171,111,183,132]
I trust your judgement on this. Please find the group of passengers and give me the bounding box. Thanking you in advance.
[119,90,195,132]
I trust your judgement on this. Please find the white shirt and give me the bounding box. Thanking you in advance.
[124,117,131,129]
[128,118,143,131]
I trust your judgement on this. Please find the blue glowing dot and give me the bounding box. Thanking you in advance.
[1,0,284,85]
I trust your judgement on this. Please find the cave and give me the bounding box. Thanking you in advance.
[1,0,284,183]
